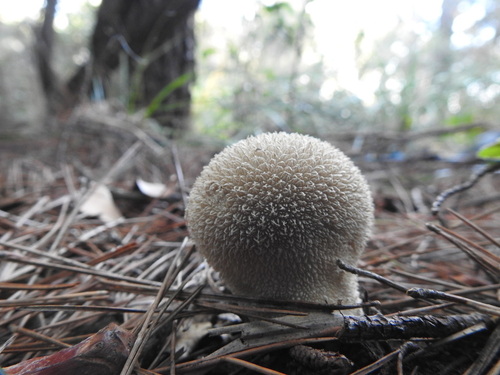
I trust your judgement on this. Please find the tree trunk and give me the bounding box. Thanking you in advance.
[34,0,59,113]
[67,0,200,135]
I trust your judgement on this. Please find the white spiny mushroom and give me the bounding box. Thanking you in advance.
[186,132,373,312]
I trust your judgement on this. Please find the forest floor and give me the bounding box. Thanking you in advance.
[0,106,498,375]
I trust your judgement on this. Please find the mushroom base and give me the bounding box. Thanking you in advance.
[219,263,364,315]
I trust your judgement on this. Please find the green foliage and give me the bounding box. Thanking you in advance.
[144,73,193,118]
[477,139,500,161]
[263,2,293,13]
[445,113,474,127]
[201,47,217,59]
[192,0,500,143]
[194,0,371,140]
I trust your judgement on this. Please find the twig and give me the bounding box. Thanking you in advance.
[0,251,161,286]
[222,356,286,375]
[0,240,96,271]
[463,321,500,375]
[171,143,188,209]
[426,223,500,279]
[340,314,494,340]
[337,259,409,293]
[350,342,413,375]
[120,240,195,375]
[0,282,77,291]
[9,325,71,349]
[431,162,500,216]
[447,208,500,248]
[406,288,500,316]
[172,313,492,374]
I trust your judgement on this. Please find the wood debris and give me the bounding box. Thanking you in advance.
[0,113,499,374]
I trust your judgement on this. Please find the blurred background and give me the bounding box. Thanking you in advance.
[0,0,499,187]
[1,0,498,138]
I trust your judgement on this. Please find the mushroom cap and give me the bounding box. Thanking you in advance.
[186,132,373,306]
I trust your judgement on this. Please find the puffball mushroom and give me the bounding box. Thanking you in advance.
[186,132,373,310]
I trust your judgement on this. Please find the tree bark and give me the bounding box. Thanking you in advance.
[67,0,200,134]
[34,0,59,113]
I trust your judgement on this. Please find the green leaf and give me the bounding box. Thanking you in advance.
[445,113,474,127]
[477,139,500,161]
[201,47,217,59]
[144,73,193,118]
[264,2,293,14]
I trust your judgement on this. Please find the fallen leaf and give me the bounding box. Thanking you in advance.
[3,323,135,375]
[80,183,122,222]
[135,179,176,199]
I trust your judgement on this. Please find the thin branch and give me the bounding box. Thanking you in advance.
[432,162,500,216]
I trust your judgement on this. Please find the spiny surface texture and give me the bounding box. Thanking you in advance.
[187,132,373,306]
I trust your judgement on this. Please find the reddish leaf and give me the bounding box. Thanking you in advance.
[3,323,135,375]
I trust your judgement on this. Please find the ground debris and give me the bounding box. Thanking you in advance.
[3,323,134,375]
[0,121,499,374]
